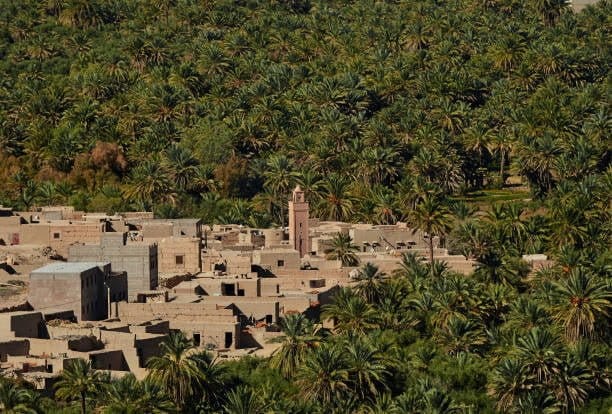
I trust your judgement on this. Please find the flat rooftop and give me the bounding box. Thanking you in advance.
[32,262,109,274]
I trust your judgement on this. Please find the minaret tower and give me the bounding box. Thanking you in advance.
[288,185,310,257]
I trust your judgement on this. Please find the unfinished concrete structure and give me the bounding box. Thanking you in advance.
[69,233,158,301]
[28,262,126,321]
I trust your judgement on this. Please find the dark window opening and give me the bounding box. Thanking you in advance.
[175,255,184,265]
[222,283,235,296]
[265,314,273,324]
[237,289,245,296]
[193,333,201,346]
[53,233,60,239]
[224,332,233,348]
[277,260,284,267]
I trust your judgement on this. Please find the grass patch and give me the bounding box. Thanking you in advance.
[453,188,532,207]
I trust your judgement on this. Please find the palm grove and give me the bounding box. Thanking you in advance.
[0,0,610,412]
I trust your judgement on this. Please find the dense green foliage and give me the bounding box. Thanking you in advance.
[0,0,610,412]
[0,0,609,225]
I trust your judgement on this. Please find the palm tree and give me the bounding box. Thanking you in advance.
[54,358,107,414]
[533,0,569,26]
[354,262,386,303]
[325,232,359,267]
[488,358,528,413]
[269,313,320,378]
[436,316,487,355]
[392,252,429,286]
[515,390,558,414]
[124,158,176,209]
[223,385,268,414]
[153,0,177,26]
[163,144,199,192]
[0,379,41,414]
[296,344,350,406]
[515,328,562,384]
[344,338,391,400]
[551,268,610,342]
[317,173,355,222]
[409,196,453,274]
[100,374,176,413]
[515,134,561,198]
[147,331,221,410]
[489,130,515,186]
[262,154,298,226]
[322,291,379,335]
[552,358,593,412]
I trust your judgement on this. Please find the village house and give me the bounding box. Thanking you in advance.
[69,233,158,301]
[28,262,127,321]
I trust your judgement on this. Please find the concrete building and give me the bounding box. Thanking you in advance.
[252,248,301,274]
[117,302,240,350]
[289,186,310,257]
[156,236,201,275]
[28,262,122,321]
[69,233,158,301]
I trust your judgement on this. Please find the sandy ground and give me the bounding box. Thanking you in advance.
[0,244,54,308]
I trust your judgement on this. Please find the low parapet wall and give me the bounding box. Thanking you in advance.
[0,340,29,362]
[117,302,236,321]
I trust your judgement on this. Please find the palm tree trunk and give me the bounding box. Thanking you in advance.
[499,150,505,186]
[81,391,86,414]
[429,236,434,277]
[280,197,285,228]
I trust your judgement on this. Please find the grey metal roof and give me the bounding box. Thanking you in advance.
[32,262,109,274]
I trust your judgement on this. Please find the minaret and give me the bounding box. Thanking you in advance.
[288,185,310,257]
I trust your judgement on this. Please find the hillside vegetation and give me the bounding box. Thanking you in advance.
[0,0,610,412]
[0,0,609,223]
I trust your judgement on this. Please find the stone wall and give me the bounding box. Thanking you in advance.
[156,237,201,275]
[117,302,237,323]
[0,216,23,244]
[172,321,240,349]
[20,222,106,256]
[89,349,127,371]
[252,249,301,274]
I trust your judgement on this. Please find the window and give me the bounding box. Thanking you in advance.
[277,260,284,267]
[53,232,60,239]
[175,255,184,266]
